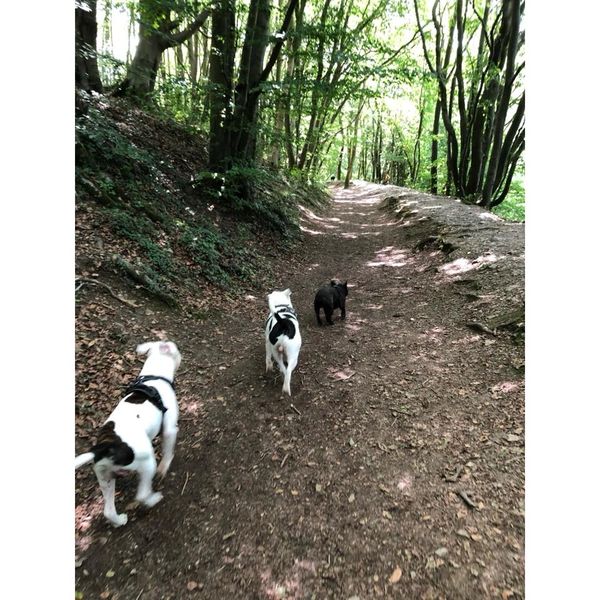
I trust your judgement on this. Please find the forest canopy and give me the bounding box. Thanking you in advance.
[76,0,525,219]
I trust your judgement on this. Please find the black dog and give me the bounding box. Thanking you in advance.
[314,280,348,325]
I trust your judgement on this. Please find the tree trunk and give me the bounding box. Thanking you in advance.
[269,0,288,167]
[336,140,345,180]
[430,97,441,193]
[230,0,272,161]
[226,0,299,165]
[344,101,365,188]
[208,0,237,170]
[481,0,521,207]
[75,0,103,93]
[114,0,210,101]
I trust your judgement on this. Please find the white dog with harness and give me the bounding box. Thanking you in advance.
[75,341,181,527]
[265,289,302,396]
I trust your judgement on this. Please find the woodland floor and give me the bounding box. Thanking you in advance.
[75,181,524,600]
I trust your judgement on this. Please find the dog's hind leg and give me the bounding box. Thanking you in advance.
[95,466,127,527]
[135,454,163,508]
[314,301,323,326]
[282,354,298,396]
[325,307,335,325]
[157,422,178,478]
[265,338,273,372]
[274,350,286,377]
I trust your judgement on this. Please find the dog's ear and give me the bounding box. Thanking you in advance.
[343,281,348,288]
[284,288,292,297]
[330,280,336,286]
[159,341,182,369]
[136,342,154,355]
[159,341,175,355]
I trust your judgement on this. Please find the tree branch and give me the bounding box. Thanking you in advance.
[259,0,300,85]
[167,8,211,47]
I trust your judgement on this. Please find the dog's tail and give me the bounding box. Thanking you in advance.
[75,452,95,469]
[273,313,295,354]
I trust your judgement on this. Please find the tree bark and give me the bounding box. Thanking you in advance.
[114,1,210,100]
[225,0,300,165]
[75,0,103,93]
[230,0,273,161]
[481,0,521,207]
[430,97,441,194]
[344,101,365,188]
[208,0,236,170]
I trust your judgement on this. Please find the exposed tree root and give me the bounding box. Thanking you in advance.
[414,234,458,254]
[467,306,525,336]
[112,255,177,307]
[75,276,138,309]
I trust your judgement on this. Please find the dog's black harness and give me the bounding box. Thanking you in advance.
[269,304,298,320]
[123,375,175,414]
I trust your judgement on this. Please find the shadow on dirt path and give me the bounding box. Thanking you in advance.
[76,181,524,599]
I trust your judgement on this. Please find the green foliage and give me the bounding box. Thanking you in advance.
[107,207,176,275]
[76,106,155,173]
[154,74,209,129]
[76,103,169,215]
[179,222,232,286]
[286,169,330,211]
[492,172,525,222]
[191,165,302,239]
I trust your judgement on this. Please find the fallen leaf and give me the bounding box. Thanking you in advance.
[187,581,199,591]
[105,570,115,578]
[388,566,402,583]
[328,368,356,381]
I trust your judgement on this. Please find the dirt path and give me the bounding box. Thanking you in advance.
[76,182,524,599]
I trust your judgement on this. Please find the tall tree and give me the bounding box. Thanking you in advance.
[208,0,299,169]
[414,0,524,207]
[208,0,236,170]
[115,0,211,100]
[75,0,103,93]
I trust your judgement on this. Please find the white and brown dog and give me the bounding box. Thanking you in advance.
[75,341,181,527]
[265,289,302,396]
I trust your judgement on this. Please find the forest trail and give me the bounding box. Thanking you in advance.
[76,181,524,600]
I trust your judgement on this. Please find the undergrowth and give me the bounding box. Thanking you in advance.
[492,171,525,222]
[75,96,329,300]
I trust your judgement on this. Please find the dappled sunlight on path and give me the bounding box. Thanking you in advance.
[299,180,401,238]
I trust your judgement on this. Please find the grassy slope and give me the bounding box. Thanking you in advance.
[75,96,328,312]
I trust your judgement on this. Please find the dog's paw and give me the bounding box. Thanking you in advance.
[143,492,163,508]
[265,361,273,372]
[111,513,128,527]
